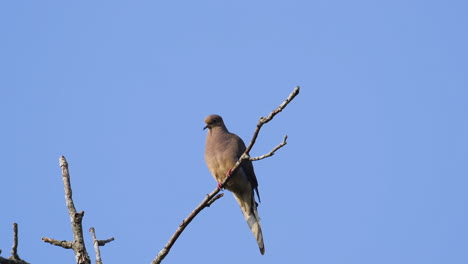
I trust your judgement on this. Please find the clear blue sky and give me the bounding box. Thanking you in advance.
[1,1,467,263]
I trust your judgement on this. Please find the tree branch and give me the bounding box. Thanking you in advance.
[41,237,73,249]
[10,223,19,261]
[0,258,29,264]
[42,156,91,264]
[0,223,29,264]
[206,193,224,207]
[151,86,300,264]
[250,135,288,161]
[243,86,300,157]
[89,227,114,264]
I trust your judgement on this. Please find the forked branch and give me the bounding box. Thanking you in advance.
[89,227,114,264]
[250,135,288,161]
[41,156,91,264]
[151,86,300,264]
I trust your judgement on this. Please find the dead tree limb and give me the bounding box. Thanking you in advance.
[89,227,114,264]
[151,86,300,264]
[0,257,29,264]
[250,135,288,161]
[0,223,29,264]
[10,223,19,260]
[41,156,91,264]
[41,238,73,248]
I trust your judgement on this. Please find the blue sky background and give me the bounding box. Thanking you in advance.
[1,1,467,263]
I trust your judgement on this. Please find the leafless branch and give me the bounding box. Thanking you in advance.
[41,237,73,249]
[0,257,29,264]
[206,193,224,207]
[151,86,300,264]
[10,223,19,260]
[0,223,29,264]
[89,227,114,264]
[42,156,91,264]
[243,86,300,157]
[250,135,288,161]
[96,238,115,247]
[89,227,101,264]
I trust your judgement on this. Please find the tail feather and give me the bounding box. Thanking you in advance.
[233,192,265,255]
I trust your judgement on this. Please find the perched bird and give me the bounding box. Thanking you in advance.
[203,114,265,255]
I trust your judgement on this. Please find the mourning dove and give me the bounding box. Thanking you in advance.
[204,114,265,255]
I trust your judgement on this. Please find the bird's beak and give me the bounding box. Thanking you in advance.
[203,125,209,130]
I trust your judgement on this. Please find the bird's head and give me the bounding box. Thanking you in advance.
[203,114,224,130]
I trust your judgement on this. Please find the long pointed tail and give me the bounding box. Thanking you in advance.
[233,192,265,255]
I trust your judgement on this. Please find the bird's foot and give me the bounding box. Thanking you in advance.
[217,169,233,190]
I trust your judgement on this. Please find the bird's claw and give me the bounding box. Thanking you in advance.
[217,168,233,190]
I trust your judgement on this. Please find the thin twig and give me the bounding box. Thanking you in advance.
[244,86,300,156]
[0,223,29,264]
[97,238,115,247]
[10,223,19,260]
[89,228,101,264]
[41,238,73,249]
[250,135,288,161]
[206,193,224,207]
[151,187,223,264]
[151,86,300,264]
[89,227,114,264]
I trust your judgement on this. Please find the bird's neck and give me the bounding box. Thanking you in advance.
[210,125,229,135]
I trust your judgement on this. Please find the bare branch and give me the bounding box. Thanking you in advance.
[206,193,224,207]
[0,257,29,264]
[89,227,113,264]
[220,86,300,188]
[244,86,300,156]
[97,238,115,247]
[41,237,73,249]
[250,135,288,161]
[89,228,101,264]
[151,86,300,264]
[42,156,91,264]
[0,223,29,264]
[151,187,224,264]
[10,223,19,260]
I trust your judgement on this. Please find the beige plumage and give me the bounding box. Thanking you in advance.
[204,114,265,255]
